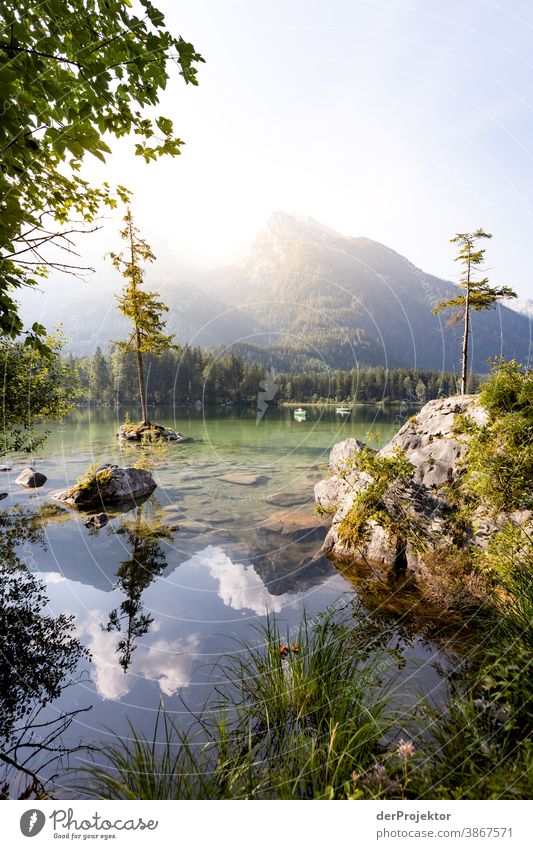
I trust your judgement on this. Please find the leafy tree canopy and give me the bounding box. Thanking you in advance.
[0,0,203,348]
[0,333,79,452]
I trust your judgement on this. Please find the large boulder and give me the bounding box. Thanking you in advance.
[315,396,528,574]
[314,437,368,512]
[15,467,47,488]
[52,464,157,508]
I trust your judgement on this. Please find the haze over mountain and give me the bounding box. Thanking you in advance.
[20,212,532,372]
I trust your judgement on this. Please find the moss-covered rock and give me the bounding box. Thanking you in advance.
[52,464,157,508]
[117,422,192,443]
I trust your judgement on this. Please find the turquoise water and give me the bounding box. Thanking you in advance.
[1,405,453,792]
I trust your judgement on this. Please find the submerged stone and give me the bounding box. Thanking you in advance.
[218,473,267,485]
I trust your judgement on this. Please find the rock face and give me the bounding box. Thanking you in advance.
[117,423,193,443]
[52,465,157,508]
[15,467,47,488]
[314,395,525,573]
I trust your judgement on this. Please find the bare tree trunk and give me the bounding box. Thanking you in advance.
[461,295,470,394]
[135,328,149,425]
[461,252,472,395]
[127,214,150,426]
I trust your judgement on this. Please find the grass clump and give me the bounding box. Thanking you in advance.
[70,462,113,500]
[80,609,396,800]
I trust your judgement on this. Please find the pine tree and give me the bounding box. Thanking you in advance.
[90,346,112,404]
[110,210,176,425]
[432,230,517,394]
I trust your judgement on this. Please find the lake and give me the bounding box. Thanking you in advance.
[1,404,457,793]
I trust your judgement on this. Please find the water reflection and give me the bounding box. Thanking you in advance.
[102,501,170,672]
[0,507,89,797]
[81,615,199,700]
[190,545,291,614]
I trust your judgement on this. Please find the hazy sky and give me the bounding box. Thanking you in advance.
[80,0,533,298]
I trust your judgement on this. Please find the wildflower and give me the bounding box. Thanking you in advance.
[360,764,402,795]
[397,738,415,759]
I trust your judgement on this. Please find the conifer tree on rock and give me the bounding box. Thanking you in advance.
[433,230,517,394]
[110,209,176,433]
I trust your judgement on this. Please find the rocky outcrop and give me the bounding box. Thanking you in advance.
[315,395,529,573]
[52,465,157,509]
[15,467,47,488]
[117,422,193,443]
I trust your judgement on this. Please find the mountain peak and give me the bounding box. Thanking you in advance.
[260,211,345,243]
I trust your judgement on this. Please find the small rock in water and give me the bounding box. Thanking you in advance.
[117,422,193,443]
[218,473,267,486]
[84,513,109,530]
[15,467,47,488]
[266,491,311,508]
[52,466,156,507]
[0,465,11,472]
[0,492,8,501]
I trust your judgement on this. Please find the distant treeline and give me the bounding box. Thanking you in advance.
[70,346,481,407]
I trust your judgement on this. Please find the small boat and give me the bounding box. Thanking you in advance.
[336,406,352,415]
[293,407,307,421]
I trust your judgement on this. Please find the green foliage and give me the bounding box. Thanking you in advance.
[433,230,516,323]
[458,360,533,512]
[337,447,414,547]
[72,462,113,499]
[112,210,175,357]
[0,333,79,453]
[480,357,533,416]
[0,0,203,346]
[73,346,471,408]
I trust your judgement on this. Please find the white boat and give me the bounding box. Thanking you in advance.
[336,406,352,415]
[293,407,307,421]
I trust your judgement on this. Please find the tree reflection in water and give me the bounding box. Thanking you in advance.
[103,500,170,672]
[0,506,90,798]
